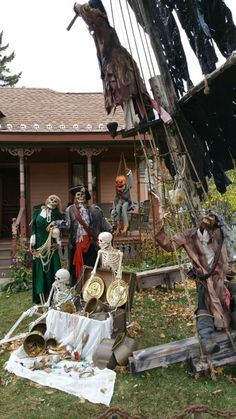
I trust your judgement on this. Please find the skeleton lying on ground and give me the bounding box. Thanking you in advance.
[0,269,73,345]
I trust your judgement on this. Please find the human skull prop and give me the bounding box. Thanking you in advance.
[55,268,70,284]
[115,175,126,192]
[98,232,113,250]
[75,187,86,204]
[46,195,60,210]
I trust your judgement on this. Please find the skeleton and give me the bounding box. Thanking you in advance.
[0,269,73,346]
[45,268,73,307]
[91,232,123,280]
[84,232,129,308]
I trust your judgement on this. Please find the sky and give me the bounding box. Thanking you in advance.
[1,0,236,95]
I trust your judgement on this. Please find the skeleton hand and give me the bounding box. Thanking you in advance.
[46,221,55,232]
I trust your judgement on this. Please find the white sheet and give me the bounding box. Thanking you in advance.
[5,309,116,406]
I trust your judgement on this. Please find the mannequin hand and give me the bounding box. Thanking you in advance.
[125,167,131,175]
[73,3,81,15]
[163,212,172,223]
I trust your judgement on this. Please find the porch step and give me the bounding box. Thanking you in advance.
[0,256,12,267]
[0,276,12,289]
[0,241,11,249]
[0,248,12,257]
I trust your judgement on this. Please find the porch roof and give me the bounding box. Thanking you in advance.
[0,88,126,134]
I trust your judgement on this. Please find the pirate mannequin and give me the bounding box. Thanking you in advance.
[155,204,236,355]
[30,195,64,304]
[111,168,133,235]
[56,185,112,285]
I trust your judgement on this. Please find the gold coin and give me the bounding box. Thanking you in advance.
[82,276,105,302]
[106,279,129,307]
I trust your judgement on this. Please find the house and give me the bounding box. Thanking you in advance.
[0,88,152,239]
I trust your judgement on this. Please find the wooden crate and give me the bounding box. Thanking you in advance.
[77,265,136,312]
[136,264,182,292]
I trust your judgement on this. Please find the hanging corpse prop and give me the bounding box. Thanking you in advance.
[68,0,172,130]
[111,162,134,236]
[83,232,129,308]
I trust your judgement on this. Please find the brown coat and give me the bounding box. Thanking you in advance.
[155,226,231,329]
[76,3,151,117]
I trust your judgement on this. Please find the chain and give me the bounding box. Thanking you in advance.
[170,404,236,419]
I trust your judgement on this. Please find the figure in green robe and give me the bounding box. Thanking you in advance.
[30,195,64,304]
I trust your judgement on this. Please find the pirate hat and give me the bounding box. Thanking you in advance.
[69,185,91,201]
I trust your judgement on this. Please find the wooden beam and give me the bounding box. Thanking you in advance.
[129,331,236,373]
[136,265,182,291]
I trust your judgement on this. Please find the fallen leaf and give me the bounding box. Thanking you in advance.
[100,388,108,393]
[212,389,222,395]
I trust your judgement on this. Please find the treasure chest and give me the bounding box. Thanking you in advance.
[77,265,136,313]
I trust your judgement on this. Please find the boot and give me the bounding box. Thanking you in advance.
[196,309,220,355]
[114,220,121,236]
[230,295,236,329]
[231,312,236,329]
[122,225,129,235]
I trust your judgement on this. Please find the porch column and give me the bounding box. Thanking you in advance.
[18,148,26,237]
[1,147,41,238]
[70,147,109,203]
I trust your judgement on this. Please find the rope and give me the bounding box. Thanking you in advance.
[170,404,236,419]
[31,228,56,272]
[117,152,128,176]
[109,0,115,28]
[96,407,143,419]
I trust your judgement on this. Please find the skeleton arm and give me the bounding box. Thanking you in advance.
[90,249,102,277]
[115,250,123,280]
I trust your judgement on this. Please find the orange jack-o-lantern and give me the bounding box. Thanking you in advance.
[115,175,126,192]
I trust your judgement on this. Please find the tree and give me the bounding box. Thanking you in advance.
[0,31,22,87]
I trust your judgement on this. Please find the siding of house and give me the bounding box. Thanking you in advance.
[29,163,69,217]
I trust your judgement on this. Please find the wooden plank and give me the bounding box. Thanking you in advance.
[136,265,182,291]
[189,353,236,373]
[129,331,236,373]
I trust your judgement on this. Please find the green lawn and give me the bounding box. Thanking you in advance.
[1,285,236,419]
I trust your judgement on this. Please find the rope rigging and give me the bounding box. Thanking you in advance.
[109,1,236,376]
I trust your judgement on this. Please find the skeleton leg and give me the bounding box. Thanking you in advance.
[0,305,40,345]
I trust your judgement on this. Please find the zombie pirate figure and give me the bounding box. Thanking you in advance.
[71,1,172,130]
[111,168,133,236]
[57,185,112,285]
[30,195,64,304]
[155,206,236,355]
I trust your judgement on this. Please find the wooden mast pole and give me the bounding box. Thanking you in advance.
[136,0,201,221]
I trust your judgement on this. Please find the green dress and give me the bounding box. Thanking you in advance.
[31,208,63,303]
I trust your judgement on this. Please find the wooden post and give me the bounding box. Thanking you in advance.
[18,149,26,237]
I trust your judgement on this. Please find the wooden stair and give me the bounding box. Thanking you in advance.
[0,240,12,288]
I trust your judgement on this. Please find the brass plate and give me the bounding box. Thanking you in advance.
[106,280,129,308]
[82,276,105,302]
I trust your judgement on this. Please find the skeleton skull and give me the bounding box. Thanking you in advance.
[75,188,86,204]
[98,232,113,250]
[55,268,70,283]
[46,195,60,210]
[115,175,126,192]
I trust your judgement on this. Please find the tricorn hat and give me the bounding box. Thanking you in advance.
[69,185,91,201]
